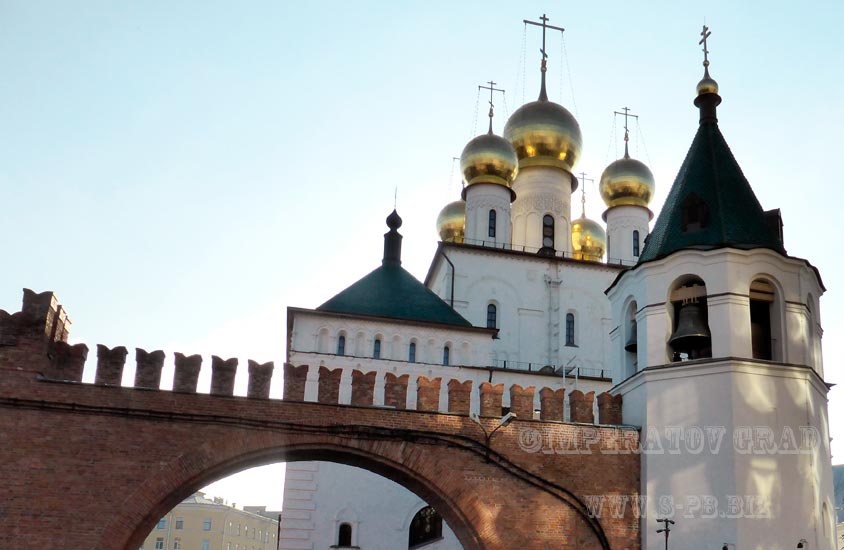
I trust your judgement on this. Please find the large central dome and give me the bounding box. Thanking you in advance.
[503,99,582,172]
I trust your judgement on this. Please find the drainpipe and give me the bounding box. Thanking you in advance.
[440,250,456,308]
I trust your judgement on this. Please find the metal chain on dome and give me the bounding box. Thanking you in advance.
[470,86,481,139]
[518,22,527,107]
[501,90,510,120]
[561,31,579,117]
[603,113,617,166]
[447,156,460,200]
[635,119,653,167]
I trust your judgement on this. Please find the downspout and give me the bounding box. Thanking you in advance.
[441,250,456,308]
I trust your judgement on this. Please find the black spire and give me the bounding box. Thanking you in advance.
[383,210,403,266]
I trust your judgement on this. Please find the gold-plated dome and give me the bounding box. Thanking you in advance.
[571,215,607,262]
[696,73,719,96]
[503,100,582,172]
[599,154,656,209]
[436,200,465,243]
[460,132,518,190]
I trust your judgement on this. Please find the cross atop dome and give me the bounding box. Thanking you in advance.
[478,80,505,134]
[524,13,564,101]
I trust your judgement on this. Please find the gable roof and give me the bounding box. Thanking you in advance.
[317,263,473,327]
[638,97,785,263]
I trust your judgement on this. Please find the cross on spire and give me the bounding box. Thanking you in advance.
[578,172,594,217]
[699,25,712,70]
[524,13,565,101]
[478,80,505,134]
[613,107,639,158]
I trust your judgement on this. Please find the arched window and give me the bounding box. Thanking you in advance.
[337,335,346,356]
[633,230,640,257]
[486,304,497,329]
[542,214,555,249]
[488,209,496,238]
[409,342,416,363]
[442,346,450,366]
[408,506,443,548]
[373,338,381,359]
[338,523,352,547]
[750,279,775,360]
[565,313,575,346]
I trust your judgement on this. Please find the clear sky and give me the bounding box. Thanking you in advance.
[2,1,842,511]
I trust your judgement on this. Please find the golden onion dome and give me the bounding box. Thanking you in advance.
[503,100,582,173]
[436,200,466,243]
[460,132,519,193]
[599,153,656,210]
[571,215,607,262]
[696,73,719,96]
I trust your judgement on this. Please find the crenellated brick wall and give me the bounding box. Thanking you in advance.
[0,289,639,550]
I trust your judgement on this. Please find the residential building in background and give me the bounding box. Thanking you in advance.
[141,492,278,550]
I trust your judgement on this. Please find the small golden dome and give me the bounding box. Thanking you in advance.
[436,200,465,243]
[696,75,719,96]
[460,132,519,190]
[571,215,607,262]
[503,100,582,172]
[599,155,655,209]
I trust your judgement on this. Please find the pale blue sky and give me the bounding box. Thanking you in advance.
[2,1,842,510]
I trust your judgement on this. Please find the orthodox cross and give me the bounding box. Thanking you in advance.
[613,107,639,157]
[656,518,675,550]
[578,172,594,217]
[524,14,565,100]
[478,80,505,133]
[699,25,712,68]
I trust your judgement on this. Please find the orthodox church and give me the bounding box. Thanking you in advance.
[278,21,836,550]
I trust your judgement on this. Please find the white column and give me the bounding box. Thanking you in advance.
[464,183,512,246]
[511,166,573,253]
[605,205,651,265]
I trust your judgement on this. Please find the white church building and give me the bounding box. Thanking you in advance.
[277,22,837,550]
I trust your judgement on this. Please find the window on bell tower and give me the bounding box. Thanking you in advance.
[633,230,640,257]
[488,209,496,238]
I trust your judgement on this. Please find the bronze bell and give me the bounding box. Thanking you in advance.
[624,320,637,352]
[669,301,711,355]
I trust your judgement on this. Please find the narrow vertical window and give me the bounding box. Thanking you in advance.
[373,338,381,359]
[443,346,450,366]
[337,335,346,356]
[488,209,497,238]
[633,230,640,257]
[542,214,555,250]
[486,304,497,329]
[565,313,575,346]
[409,342,416,363]
[338,523,352,547]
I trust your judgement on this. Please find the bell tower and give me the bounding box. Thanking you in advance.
[606,27,836,550]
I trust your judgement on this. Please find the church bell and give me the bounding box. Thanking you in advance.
[624,320,637,352]
[668,300,711,357]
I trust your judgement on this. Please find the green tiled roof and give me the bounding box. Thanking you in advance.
[638,113,785,263]
[317,264,473,327]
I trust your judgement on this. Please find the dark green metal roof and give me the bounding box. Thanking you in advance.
[638,104,785,263]
[317,263,473,327]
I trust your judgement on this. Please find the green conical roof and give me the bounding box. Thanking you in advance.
[317,264,472,327]
[638,94,785,263]
[317,210,473,328]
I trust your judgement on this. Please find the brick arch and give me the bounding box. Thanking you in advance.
[118,440,488,550]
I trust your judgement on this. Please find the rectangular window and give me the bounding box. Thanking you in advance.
[409,342,416,363]
[201,541,210,550]
[154,539,164,550]
[373,338,381,359]
[175,518,184,530]
[633,230,640,257]
[173,538,181,550]
[203,518,212,531]
[488,209,496,238]
[237,524,241,536]
[156,519,166,530]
